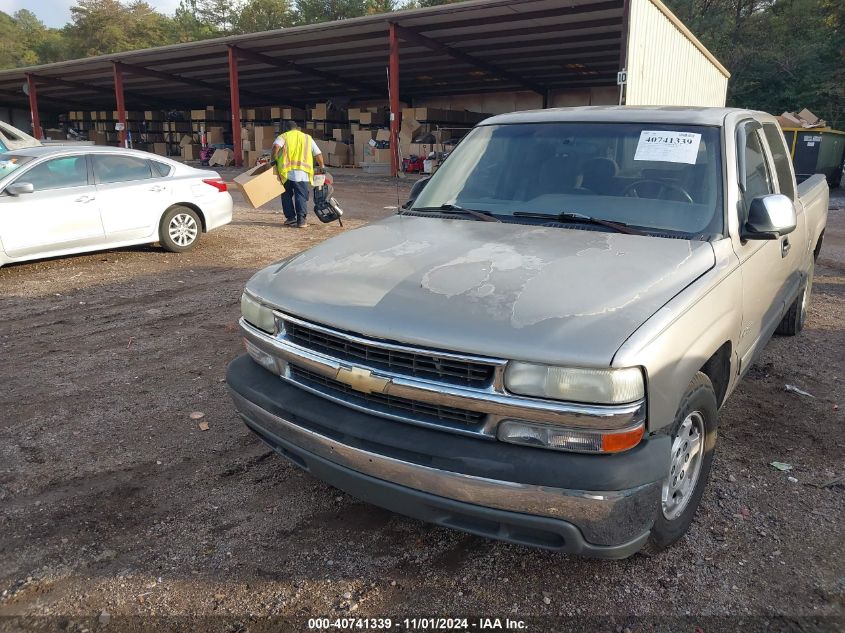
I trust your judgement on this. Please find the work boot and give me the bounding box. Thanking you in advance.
[283,218,297,226]
[295,220,309,228]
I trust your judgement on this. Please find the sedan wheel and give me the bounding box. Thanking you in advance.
[160,206,202,253]
[169,213,198,247]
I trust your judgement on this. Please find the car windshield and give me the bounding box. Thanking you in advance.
[0,154,34,178]
[411,122,724,237]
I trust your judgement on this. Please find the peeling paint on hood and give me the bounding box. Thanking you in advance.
[247,215,715,366]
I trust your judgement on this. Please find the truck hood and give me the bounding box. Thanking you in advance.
[247,216,715,366]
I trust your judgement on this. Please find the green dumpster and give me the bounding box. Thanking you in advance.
[781,127,845,187]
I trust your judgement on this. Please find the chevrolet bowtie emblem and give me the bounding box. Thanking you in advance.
[335,366,390,394]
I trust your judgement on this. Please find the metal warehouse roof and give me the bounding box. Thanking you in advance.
[0,0,727,112]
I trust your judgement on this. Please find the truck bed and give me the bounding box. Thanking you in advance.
[798,174,830,257]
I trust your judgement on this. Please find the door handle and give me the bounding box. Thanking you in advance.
[781,236,791,258]
[148,185,165,192]
[75,195,95,203]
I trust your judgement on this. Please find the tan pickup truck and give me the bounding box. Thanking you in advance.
[227,107,829,558]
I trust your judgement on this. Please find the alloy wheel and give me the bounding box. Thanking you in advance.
[662,411,705,520]
[169,213,198,247]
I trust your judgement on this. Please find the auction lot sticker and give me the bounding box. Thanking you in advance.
[634,130,702,164]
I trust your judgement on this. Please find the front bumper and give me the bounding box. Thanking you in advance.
[227,355,668,558]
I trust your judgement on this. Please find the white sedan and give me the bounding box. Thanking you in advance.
[0,146,233,267]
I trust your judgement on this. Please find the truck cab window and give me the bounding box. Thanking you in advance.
[762,123,796,200]
[740,129,773,223]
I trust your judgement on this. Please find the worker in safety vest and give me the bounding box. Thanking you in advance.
[271,120,325,228]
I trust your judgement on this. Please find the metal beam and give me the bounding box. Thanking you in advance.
[0,87,87,110]
[112,62,127,147]
[392,23,546,96]
[25,74,41,140]
[388,22,400,177]
[114,61,272,103]
[29,73,179,109]
[228,47,242,168]
[231,46,386,98]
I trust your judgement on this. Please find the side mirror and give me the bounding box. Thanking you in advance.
[6,182,34,196]
[742,194,796,240]
[402,177,430,209]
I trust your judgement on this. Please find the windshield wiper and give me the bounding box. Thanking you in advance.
[512,211,646,235]
[411,204,501,223]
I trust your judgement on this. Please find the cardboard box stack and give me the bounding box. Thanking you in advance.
[777,108,827,129]
[315,139,351,168]
[351,129,377,167]
[181,144,201,160]
[253,126,279,150]
[206,126,226,145]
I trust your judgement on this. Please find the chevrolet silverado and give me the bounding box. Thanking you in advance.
[227,107,828,558]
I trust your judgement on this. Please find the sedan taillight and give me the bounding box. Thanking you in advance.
[202,178,228,192]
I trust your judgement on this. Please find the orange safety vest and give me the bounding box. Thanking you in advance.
[276,130,315,184]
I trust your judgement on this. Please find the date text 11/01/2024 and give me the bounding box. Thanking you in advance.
[307,618,528,630]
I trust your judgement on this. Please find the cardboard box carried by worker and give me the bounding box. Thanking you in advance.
[234,162,285,209]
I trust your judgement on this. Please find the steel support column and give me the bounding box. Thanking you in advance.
[112,62,127,147]
[388,22,401,178]
[25,74,41,140]
[228,46,242,167]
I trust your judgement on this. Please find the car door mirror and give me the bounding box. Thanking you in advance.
[6,182,34,196]
[402,177,430,209]
[742,194,796,240]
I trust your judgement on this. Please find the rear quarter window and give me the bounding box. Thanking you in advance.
[150,160,173,177]
[762,123,796,200]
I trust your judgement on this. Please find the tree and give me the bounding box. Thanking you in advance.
[170,0,219,42]
[0,9,68,69]
[403,0,468,7]
[366,0,397,14]
[294,0,369,24]
[236,0,295,33]
[64,0,171,57]
[195,0,243,34]
[664,0,845,128]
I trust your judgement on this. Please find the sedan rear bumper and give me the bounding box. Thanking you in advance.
[201,192,233,231]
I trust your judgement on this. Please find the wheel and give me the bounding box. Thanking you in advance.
[813,231,823,262]
[776,266,813,336]
[641,372,718,555]
[160,206,201,253]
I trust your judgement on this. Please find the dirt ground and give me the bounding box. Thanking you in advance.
[0,171,843,632]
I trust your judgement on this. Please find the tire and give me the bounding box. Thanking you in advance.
[813,231,823,262]
[160,206,201,253]
[641,372,718,555]
[775,266,813,336]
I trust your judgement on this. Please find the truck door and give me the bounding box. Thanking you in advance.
[733,121,794,372]
[760,122,806,305]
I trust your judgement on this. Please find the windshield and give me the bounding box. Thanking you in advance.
[412,122,724,237]
[0,154,34,179]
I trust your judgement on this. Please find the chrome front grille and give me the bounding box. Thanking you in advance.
[241,313,646,439]
[290,365,486,426]
[283,318,494,388]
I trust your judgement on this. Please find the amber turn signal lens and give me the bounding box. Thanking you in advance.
[601,425,645,453]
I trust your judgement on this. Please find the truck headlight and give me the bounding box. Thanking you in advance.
[504,363,644,404]
[241,292,276,334]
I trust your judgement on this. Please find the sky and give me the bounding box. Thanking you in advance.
[0,0,183,28]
